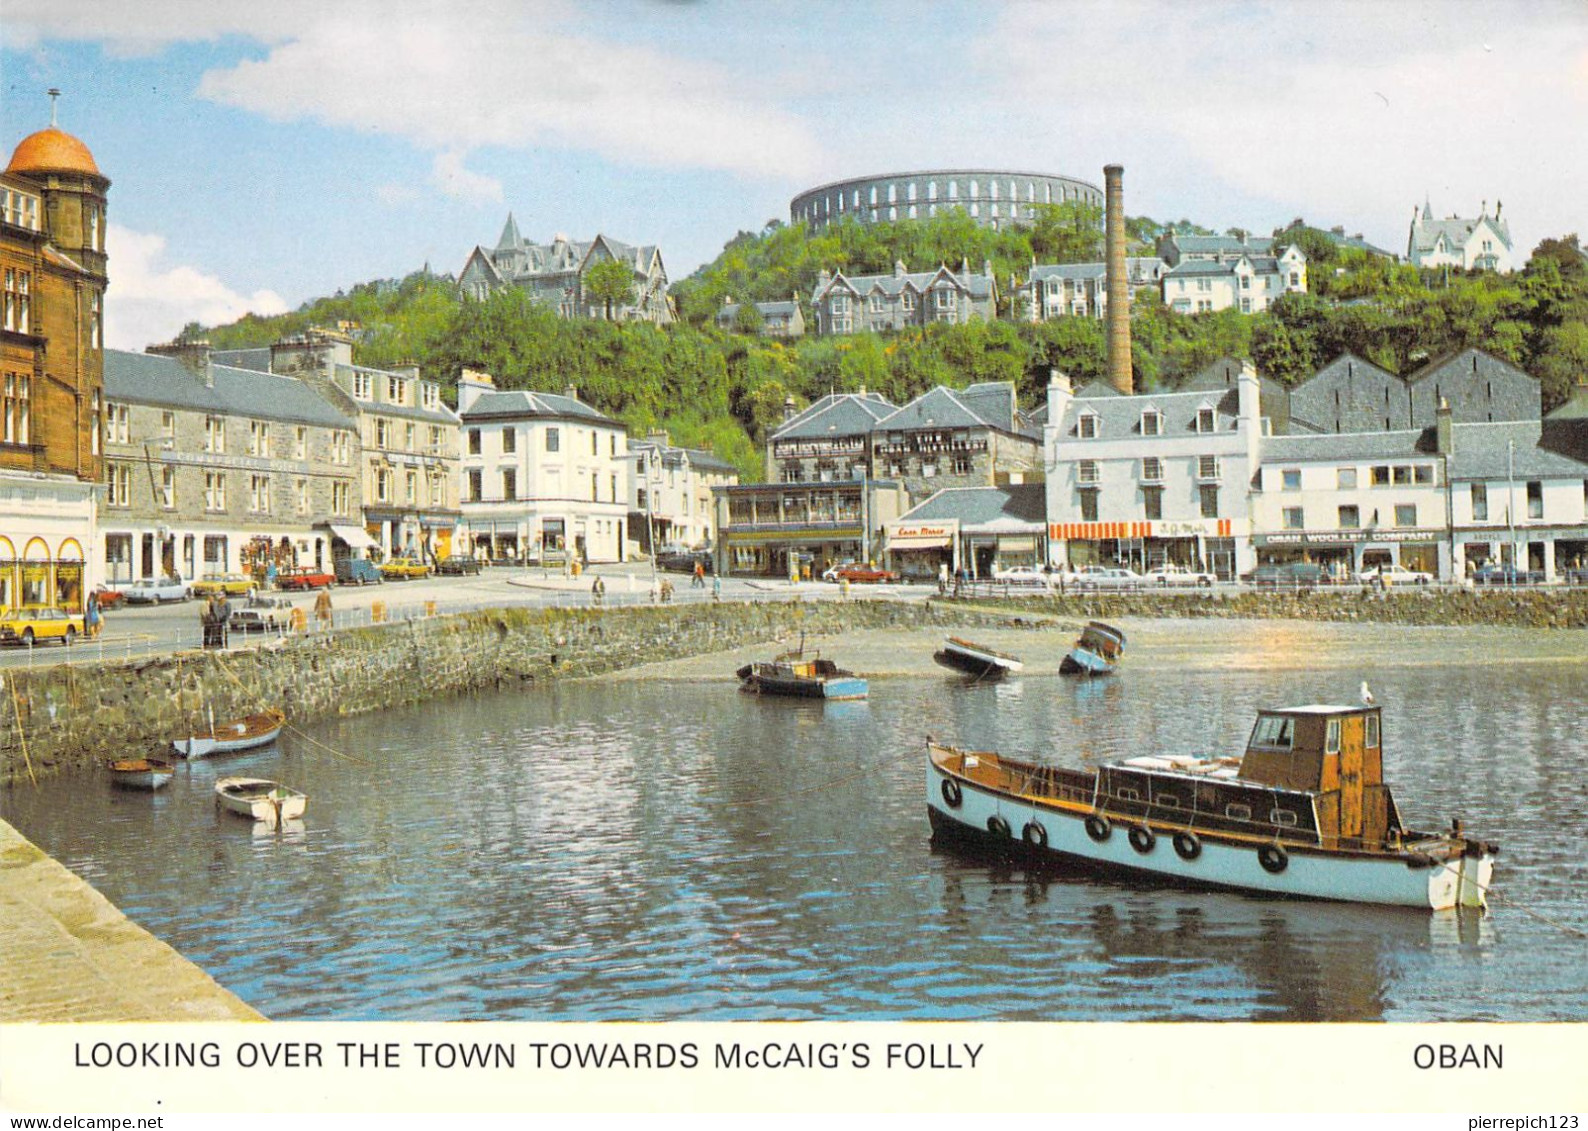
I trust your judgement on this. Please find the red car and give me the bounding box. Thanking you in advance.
[277,566,335,591]
[832,563,900,584]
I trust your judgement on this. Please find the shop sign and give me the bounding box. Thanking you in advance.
[1255,528,1442,546]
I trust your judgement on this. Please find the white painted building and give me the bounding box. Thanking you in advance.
[628,434,738,553]
[1407,200,1514,273]
[1044,365,1262,579]
[456,370,629,564]
[1160,247,1307,315]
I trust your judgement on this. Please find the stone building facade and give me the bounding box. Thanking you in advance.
[1,108,109,608]
[871,383,1043,509]
[458,215,671,324]
[100,346,360,583]
[810,261,997,335]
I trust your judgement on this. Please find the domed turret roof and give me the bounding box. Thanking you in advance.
[7,127,101,178]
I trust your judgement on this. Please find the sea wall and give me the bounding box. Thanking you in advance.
[0,599,1018,786]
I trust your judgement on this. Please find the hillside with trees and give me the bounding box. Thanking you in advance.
[192,221,1587,484]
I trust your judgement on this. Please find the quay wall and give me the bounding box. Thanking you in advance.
[0,599,1012,786]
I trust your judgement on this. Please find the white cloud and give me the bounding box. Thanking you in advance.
[430,152,502,204]
[104,225,287,351]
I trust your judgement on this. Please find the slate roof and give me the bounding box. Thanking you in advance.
[104,349,355,429]
[896,484,1047,528]
[1027,257,1165,284]
[458,388,616,425]
[631,439,739,476]
[771,392,896,441]
[1164,254,1286,279]
[813,263,995,304]
[332,364,459,425]
[1059,385,1240,439]
[876,382,1023,436]
[210,348,272,373]
[716,300,800,322]
[1261,421,1588,480]
[1166,234,1276,258]
[1262,429,1434,464]
[1409,208,1512,255]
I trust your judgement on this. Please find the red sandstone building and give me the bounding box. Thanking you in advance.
[1,101,108,609]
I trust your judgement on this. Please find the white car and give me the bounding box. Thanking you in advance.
[1144,564,1217,588]
[1073,567,1145,591]
[122,576,191,604]
[995,566,1052,588]
[1359,563,1433,587]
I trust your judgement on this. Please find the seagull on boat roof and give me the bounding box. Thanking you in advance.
[1360,681,1376,705]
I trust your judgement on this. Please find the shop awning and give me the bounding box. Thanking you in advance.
[323,524,379,551]
[887,534,953,550]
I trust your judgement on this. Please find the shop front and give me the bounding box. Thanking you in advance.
[884,520,957,581]
[1253,528,1448,581]
[1050,518,1243,580]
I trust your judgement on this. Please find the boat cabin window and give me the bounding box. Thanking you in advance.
[1270,808,1300,827]
[1155,793,1181,808]
[1326,718,1341,754]
[1250,715,1294,749]
[1117,787,1140,802]
[1225,803,1252,821]
[1365,714,1379,747]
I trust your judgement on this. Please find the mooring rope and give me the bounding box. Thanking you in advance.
[209,648,370,765]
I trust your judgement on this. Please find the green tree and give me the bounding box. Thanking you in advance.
[583,259,635,321]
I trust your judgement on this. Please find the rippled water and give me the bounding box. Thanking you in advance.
[4,623,1585,1022]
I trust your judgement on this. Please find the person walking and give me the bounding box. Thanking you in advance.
[314,586,333,631]
[692,560,705,589]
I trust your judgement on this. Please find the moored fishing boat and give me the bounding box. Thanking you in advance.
[736,641,867,700]
[173,708,286,759]
[215,777,308,825]
[1059,621,1125,676]
[107,757,175,790]
[932,637,1024,681]
[926,699,1497,910]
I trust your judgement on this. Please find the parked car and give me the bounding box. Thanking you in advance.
[92,586,127,610]
[191,573,256,598]
[832,562,899,584]
[1246,562,1324,590]
[1144,564,1217,588]
[0,607,87,646]
[379,557,431,581]
[994,565,1052,588]
[821,559,858,582]
[227,607,282,634]
[658,548,713,575]
[1472,563,1545,586]
[436,555,484,576]
[1073,566,1145,591]
[1359,563,1433,588]
[123,576,191,604]
[277,565,336,591]
[335,558,383,586]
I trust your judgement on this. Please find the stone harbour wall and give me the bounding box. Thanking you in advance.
[0,599,1015,786]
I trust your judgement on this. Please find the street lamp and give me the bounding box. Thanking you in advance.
[644,448,660,590]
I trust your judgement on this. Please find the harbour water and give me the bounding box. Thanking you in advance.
[3,620,1584,1022]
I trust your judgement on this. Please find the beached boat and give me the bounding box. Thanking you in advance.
[1059,621,1125,676]
[172,708,286,759]
[107,757,175,790]
[933,637,1024,681]
[215,777,308,825]
[736,644,867,700]
[926,699,1498,910]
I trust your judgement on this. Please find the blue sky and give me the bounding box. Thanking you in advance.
[4,0,1584,350]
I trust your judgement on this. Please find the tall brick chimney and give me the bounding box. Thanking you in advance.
[1104,164,1133,394]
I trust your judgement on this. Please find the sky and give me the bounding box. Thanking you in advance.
[4,0,1585,351]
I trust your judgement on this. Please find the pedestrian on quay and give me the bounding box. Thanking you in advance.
[712,574,721,603]
[314,585,333,631]
[692,560,705,588]
[85,590,101,638]
[591,576,605,606]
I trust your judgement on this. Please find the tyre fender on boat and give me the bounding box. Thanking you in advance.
[987,815,1012,839]
[1085,813,1112,842]
[1022,820,1048,848]
[940,777,963,809]
[1128,824,1156,855]
[1172,831,1201,861]
[1258,844,1289,874]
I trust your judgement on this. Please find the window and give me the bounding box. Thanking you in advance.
[332,431,351,465]
[2,374,28,443]
[405,472,417,505]
[387,375,404,402]
[467,429,481,455]
[922,462,938,478]
[1366,714,1380,747]
[332,481,350,516]
[1371,465,1391,486]
[430,426,443,454]
[249,421,270,457]
[352,372,371,400]
[1282,468,1301,491]
[592,431,599,456]
[422,383,439,410]
[546,427,559,453]
[205,416,226,453]
[591,472,599,501]
[91,392,101,455]
[1197,455,1220,480]
[376,469,391,503]
[503,468,517,500]
[1078,412,1100,439]
[1140,410,1162,437]
[1326,718,1341,754]
[1078,460,1100,485]
[1282,507,1305,530]
[1337,467,1357,490]
[1196,407,1216,434]
[1471,483,1488,521]
[405,423,415,451]
[295,478,310,515]
[1079,490,1099,522]
[1141,457,1163,482]
[1250,715,1294,748]
[612,474,620,502]
[204,472,226,512]
[1339,505,1360,529]
[868,292,885,312]
[1527,481,1543,520]
[107,402,130,444]
[161,467,175,509]
[295,426,308,460]
[1199,484,1219,518]
[1143,486,1163,520]
[466,469,482,502]
[107,463,130,507]
[249,474,271,514]
[1395,504,1417,527]
[375,419,389,449]
[3,268,31,333]
[952,456,971,475]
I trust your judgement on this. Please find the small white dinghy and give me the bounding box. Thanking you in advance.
[214,776,307,826]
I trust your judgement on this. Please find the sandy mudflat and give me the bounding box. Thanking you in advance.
[599,616,1588,683]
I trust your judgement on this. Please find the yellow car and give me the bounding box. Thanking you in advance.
[192,573,258,597]
[378,557,431,580]
[0,607,87,647]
